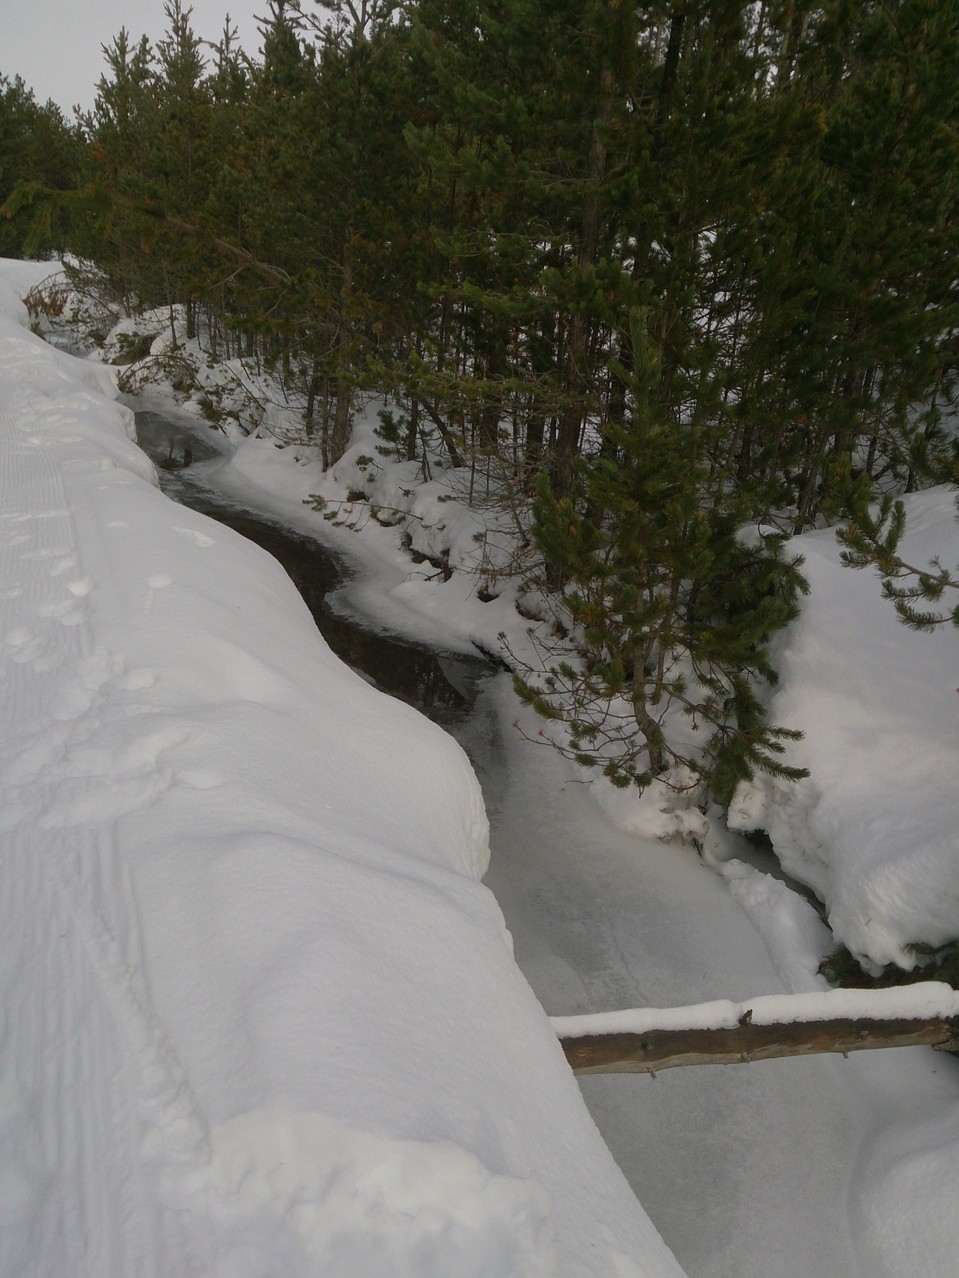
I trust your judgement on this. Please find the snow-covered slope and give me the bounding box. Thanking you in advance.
[0,259,685,1278]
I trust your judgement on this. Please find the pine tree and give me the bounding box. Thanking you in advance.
[515,307,810,800]
[0,76,81,256]
[152,1,217,339]
[70,30,160,310]
[402,0,620,481]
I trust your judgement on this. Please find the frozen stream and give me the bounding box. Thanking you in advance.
[133,405,933,1278]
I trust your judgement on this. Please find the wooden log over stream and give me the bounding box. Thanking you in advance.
[560,1015,959,1075]
[552,984,959,1076]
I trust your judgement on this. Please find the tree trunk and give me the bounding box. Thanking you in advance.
[405,395,420,462]
[330,237,355,464]
[550,63,615,500]
[560,1012,959,1076]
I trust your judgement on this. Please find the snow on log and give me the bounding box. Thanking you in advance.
[552,983,959,1075]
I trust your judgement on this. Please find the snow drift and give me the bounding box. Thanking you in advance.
[0,258,684,1278]
[730,491,959,970]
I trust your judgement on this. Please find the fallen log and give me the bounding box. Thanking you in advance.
[559,1015,959,1075]
[552,983,959,1076]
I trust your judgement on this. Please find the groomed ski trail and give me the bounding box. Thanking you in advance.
[0,339,209,1277]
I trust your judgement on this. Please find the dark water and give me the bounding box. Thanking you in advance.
[134,409,223,470]
[133,410,492,727]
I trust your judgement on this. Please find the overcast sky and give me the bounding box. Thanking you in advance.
[3,0,265,117]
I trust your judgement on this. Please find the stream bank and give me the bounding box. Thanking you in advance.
[133,407,492,729]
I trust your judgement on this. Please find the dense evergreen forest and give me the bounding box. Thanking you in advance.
[3,0,958,802]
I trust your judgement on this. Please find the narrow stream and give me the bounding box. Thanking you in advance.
[132,405,868,1278]
[134,406,823,906]
[133,408,492,730]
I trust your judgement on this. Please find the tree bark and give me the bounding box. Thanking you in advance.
[330,238,355,464]
[560,1015,959,1076]
[550,62,615,500]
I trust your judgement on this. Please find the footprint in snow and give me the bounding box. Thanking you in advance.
[142,576,173,616]
[37,600,84,626]
[117,668,156,691]
[173,526,216,548]
[47,557,78,577]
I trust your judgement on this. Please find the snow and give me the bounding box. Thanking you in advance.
[468,692,874,1278]
[14,257,959,1278]
[177,383,959,1276]
[201,416,534,660]
[0,259,684,1278]
[188,367,959,960]
[551,981,959,1038]
[728,490,959,970]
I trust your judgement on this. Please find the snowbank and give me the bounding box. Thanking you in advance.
[729,490,959,970]
[551,981,959,1039]
[0,259,685,1277]
[197,412,537,659]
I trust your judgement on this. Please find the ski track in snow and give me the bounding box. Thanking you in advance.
[0,370,208,1277]
[0,287,694,1278]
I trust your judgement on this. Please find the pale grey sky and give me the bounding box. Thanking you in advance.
[3,0,265,117]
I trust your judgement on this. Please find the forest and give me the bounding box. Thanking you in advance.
[3,0,958,807]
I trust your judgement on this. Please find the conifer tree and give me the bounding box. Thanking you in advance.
[72,30,160,309]
[238,0,423,460]
[153,1,216,339]
[0,76,81,256]
[515,308,810,800]
[507,0,959,797]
